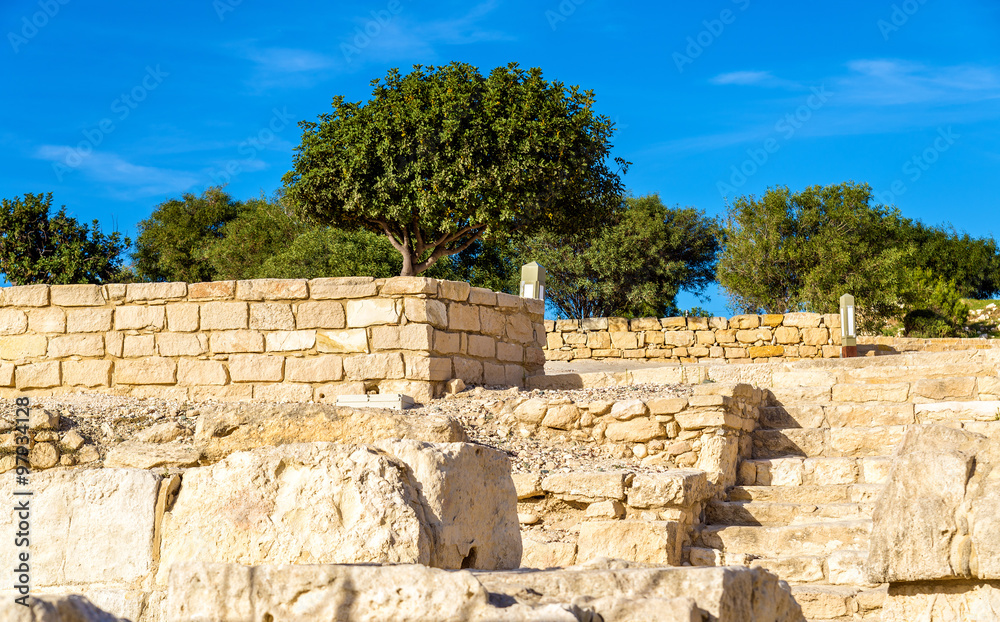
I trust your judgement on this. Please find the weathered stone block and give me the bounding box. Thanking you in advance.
[403,298,447,328]
[285,356,344,383]
[237,278,308,300]
[578,520,681,565]
[453,357,483,384]
[295,301,346,329]
[630,317,661,331]
[447,303,480,332]
[775,326,800,344]
[201,301,249,330]
[189,281,235,299]
[468,334,495,358]
[736,328,771,343]
[123,334,156,357]
[317,328,368,353]
[483,361,506,385]
[468,287,496,306]
[116,357,177,384]
[0,362,13,387]
[66,308,112,333]
[542,472,626,502]
[265,330,317,352]
[254,383,314,403]
[381,276,436,295]
[628,470,710,508]
[749,345,784,358]
[783,312,822,328]
[15,361,60,389]
[437,280,471,301]
[0,309,27,335]
[663,331,696,347]
[51,284,105,306]
[48,334,104,358]
[0,284,49,307]
[157,333,208,357]
[228,354,284,382]
[27,307,66,334]
[125,282,187,301]
[403,354,451,381]
[178,359,228,386]
[114,305,166,331]
[309,276,376,299]
[911,377,977,401]
[478,306,505,337]
[612,399,649,420]
[346,298,400,327]
[605,418,663,442]
[730,314,760,329]
[546,332,563,349]
[496,341,523,363]
[587,331,611,349]
[761,314,784,327]
[541,404,580,430]
[496,292,522,310]
[249,302,295,330]
[801,327,829,346]
[343,352,405,380]
[210,330,265,354]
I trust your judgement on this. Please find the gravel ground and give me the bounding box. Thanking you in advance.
[0,382,693,474]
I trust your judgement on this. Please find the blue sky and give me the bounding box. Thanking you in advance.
[2,0,998,314]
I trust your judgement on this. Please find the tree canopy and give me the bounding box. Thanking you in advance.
[0,193,130,285]
[283,62,627,276]
[521,194,719,319]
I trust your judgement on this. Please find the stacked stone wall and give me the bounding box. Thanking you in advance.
[0,277,545,403]
[545,313,843,363]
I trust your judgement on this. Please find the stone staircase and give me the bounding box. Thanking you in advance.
[692,352,1000,621]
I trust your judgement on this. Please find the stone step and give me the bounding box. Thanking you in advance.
[738,456,892,487]
[728,485,883,505]
[760,402,915,429]
[707,501,873,526]
[695,520,871,558]
[752,426,906,458]
[915,400,1000,424]
[842,363,986,383]
[791,584,886,621]
[748,548,872,586]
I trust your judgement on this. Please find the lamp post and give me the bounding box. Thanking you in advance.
[520,262,546,300]
[840,294,857,358]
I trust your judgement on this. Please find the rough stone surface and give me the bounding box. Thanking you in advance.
[577,520,682,565]
[881,581,1000,622]
[104,441,201,469]
[0,595,131,622]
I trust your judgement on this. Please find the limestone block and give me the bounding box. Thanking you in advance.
[911,377,977,401]
[25,308,65,334]
[343,353,405,380]
[15,362,60,389]
[105,331,123,357]
[521,536,578,569]
[496,342,523,363]
[468,334,495,358]
[468,287,496,306]
[63,360,112,387]
[437,279,471,301]
[605,418,663,442]
[403,354,451,381]
[803,457,858,485]
[514,398,548,425]
[123,334,156,357]
[47,334,104,358]
[659,317,685,329]
[696,435,741,487]
[157,333,208,357]
[0,284,49,306]
[265,330,316,351]
[0,309,27,335]
[586,332,611,350]
[496,292,522,310]
[157,444,434,578]
[209,330,264,354]
[546,332,563,349]
[775,326,800,344]
[832,383,910,402]
[309,276,377,299]
[178,359,228,386]
[512,473,543,499]
[254,383,314,403]
[188,281,235,299]
[376,439,522,569]
[66,308,112,333]
[200,301,249,330]
[647,397,688,415]
[236,279,308,300]
[628,470,710,508]
[629,317,661,331]
[880,581,1000,622]
[114,305,166,331]
[729,315,760,329]
[482,361,506,385]
[317,328,368,353]
[433,330,461,355]
[611,399,649,420]
[286,356,344,383]
[801,327,829,346]
[295,300,346,329]
[116,358,177,385]
[125,282,187,301]
[0,468,158,588]
[105,441,201,469]
[824,313,841,328]
[755,458,804,486]
[610,331,639,349]
[0,362,13,387]
[663,331,696,347]
[479,306,505,337]
[380,276,437,295]
[0,594,133,621]
[313,382,366,403]
[761,314,784,327]
[542,472,627,502]
[403,298,447,328]
[749,345,784,358]
[525,345,547,368]
[51,284,105,306]
[783,312,822,328]
[736,328,771,343]
[716,330,738,345]
[577,520,681,565]
[447,303,481,332]
[375,379,436,403]
[373,324,434,351]
[453,357,484,384]
[228,354,284,382]
[346,298,400,327]
[687,316,710,330]
[555,319,579,332]
[541,404,580,430]
[248,303,294,330]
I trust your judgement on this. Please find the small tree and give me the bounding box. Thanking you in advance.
[284,62,627,276]
[0,193,130,285]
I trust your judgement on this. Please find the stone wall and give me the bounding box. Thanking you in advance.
[544,313,843,364]
[0,277,545,403]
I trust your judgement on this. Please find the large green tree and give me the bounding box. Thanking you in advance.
[0,193,130,285]
[283,62,627,276]
[520,194,719,319]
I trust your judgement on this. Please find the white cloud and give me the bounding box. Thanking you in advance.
[711,71,774,86]
[839,59,1000,106]
[34,146,200,200]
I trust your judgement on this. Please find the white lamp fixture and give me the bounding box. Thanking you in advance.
[839,293,857,357]
[520,261,546,300]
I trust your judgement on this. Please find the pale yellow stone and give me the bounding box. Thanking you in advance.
[265,330,317,352]
[343,352,405,380]
[228,354,284,382]
[345,298,400,327]
[295,301,346,329]
[0,362,13,387]
[403,354,452,381]
[783,312,822,328]
[479,306,506,337]
[437,280,471,301]
[125,282,186,301]
[178,359,228,386]
[63,360,112,387]
[65,308,111,333]
[801,327,829,346]
[209,330,264,354]
[122,334,156,357]
[50,284,104,306]
[736,328,771,343]
[433,330,461,355]
[114,305,166,331]
[775,326,800,344]
[468,334,495,358]
[313,381,367,403]
[253,383,313,402]
[250,302,295,330]
[116,357,177,384]
[15,361,60,389]
[129,385,189,400]
[317,329,368,353]
[730,314,760,329]
[105,331,123,357]
[482,361,506,385]
[468,287,496,306]
[749,345,784,358]
[586,332,611,349]
[496,342,523,363]
[0,309,27,335]
[201,301,249,330]
[447,303,480,332]
[0,284,48,307]
[402,298,447,328]
[663,331,695,347]
[166,303,200,332]
[308,276,377,299]
[236,278,308,300]
[546,332,563,349]
[453,357,483,383]
[27,307,66,333]
[495,292,522,310]
[605,418,663,442]
[48,334,104,358]
[157,333,208,357]
[380,276,437,295]
[285,356,343,382]
[506,315,534,345]
[629,317,661,331]
[189,281,235,299]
